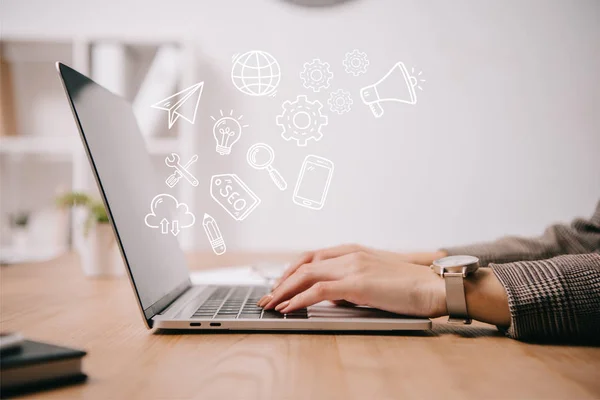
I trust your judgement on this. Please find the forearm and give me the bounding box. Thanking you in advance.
[443,232,568,266]
[489,253,600,342]
[434,253,600,343]
[442,201,600,266]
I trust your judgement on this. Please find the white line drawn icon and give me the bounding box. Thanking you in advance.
[293,155,334,211]
[343,49,370,76]
[145,194,195,236]
[210,174,261,221]
[328,89,353,114]
[247,143,288,191]
[202,213,226,255]
[210,110,249,155]
[360,62,426,118]
[276,95,328,147]
[165,153,199,188]
[151,82,204,129]
[300,59,333,92]
[231,51,281,97]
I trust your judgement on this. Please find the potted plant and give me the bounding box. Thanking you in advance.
[57,192,123,277]
[9,212,30,252]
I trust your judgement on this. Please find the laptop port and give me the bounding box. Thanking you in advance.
[190,322,201,327]
[210,322,221,327]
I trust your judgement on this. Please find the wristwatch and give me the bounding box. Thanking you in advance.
[431,255,479,324]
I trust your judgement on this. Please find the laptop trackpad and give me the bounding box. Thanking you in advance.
[308,302,406,319]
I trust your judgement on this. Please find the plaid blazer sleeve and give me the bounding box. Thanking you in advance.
[489,253,600,342]
[443,201,600,342]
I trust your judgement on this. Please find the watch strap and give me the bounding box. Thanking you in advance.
[444,271,471,324]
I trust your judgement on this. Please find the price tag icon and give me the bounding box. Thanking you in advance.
[210,174,261,221]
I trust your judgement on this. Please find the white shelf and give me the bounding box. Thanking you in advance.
[0,135,179,156]
[0,135,78,155]
[0,245,66,265]
[1,41,73,63]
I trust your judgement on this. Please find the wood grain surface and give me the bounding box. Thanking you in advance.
[1,253,599,399]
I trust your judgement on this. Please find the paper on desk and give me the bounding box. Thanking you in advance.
[190,263,287,286]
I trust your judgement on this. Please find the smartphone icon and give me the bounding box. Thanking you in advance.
[293,155,334,210]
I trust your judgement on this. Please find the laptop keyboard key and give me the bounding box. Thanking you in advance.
[285,314,308,319]
[261,311,284,319]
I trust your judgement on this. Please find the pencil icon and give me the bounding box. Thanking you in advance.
[202,213,226,255]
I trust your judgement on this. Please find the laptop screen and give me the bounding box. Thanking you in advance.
[58,64,190,323]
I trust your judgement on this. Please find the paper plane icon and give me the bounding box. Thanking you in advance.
[151,82,204,129]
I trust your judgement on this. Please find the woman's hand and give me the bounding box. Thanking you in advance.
[258,249,448,318]
[272,244,446,290]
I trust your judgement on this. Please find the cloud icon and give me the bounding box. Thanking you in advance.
[145,194,195,236]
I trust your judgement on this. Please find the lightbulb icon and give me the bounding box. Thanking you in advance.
[211,110,249,155]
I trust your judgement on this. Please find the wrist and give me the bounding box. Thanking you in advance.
[463,268,511,326]
[406,250,448,266]
[426,271,448,318]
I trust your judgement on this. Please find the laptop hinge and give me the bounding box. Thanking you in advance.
[144,280,192,321]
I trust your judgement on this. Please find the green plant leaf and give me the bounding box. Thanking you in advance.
[56,191,109,236]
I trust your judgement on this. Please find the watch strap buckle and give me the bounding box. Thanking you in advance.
[448,316,472,325]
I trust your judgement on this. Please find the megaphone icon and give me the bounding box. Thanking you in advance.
[360,62,423,118]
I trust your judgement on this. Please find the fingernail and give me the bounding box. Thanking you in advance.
[257,294,272,307]
[279,304,293,314]
[275,300,290,311]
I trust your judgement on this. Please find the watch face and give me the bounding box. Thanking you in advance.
[434,255,479,268]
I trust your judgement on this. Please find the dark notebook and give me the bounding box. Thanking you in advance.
[0,340,87,398]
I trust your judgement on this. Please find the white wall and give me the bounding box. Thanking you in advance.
[2,0,600,252]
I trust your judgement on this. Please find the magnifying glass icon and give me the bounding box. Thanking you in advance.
[247,143,288,191]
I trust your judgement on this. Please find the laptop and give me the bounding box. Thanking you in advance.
[56,62,432,332]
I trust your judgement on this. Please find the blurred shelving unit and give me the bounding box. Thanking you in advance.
[0,136,78,155]
[0,135,179,156]
[0,36,199,263]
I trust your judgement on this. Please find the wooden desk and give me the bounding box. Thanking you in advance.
[1,253,599,399]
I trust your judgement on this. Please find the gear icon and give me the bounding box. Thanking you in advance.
[343,49,369,76]
[328,89,353,114]
[276,95,328,147]
[300,59,333,92]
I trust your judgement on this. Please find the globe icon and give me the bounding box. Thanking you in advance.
[231,51,281,96]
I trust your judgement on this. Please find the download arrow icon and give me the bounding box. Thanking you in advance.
[171,220,180,236]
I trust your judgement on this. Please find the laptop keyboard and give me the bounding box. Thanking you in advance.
[192,286,308,320]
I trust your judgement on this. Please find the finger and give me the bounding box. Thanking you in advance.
[263,252,363,309]
[263,257,349,309]
[273,244,363,290]
[311,244,365,263]
[278,281,350,313]
[260,249,363,307]
[273,251,314,289]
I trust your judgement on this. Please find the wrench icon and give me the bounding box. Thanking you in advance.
[165,153,199,187]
